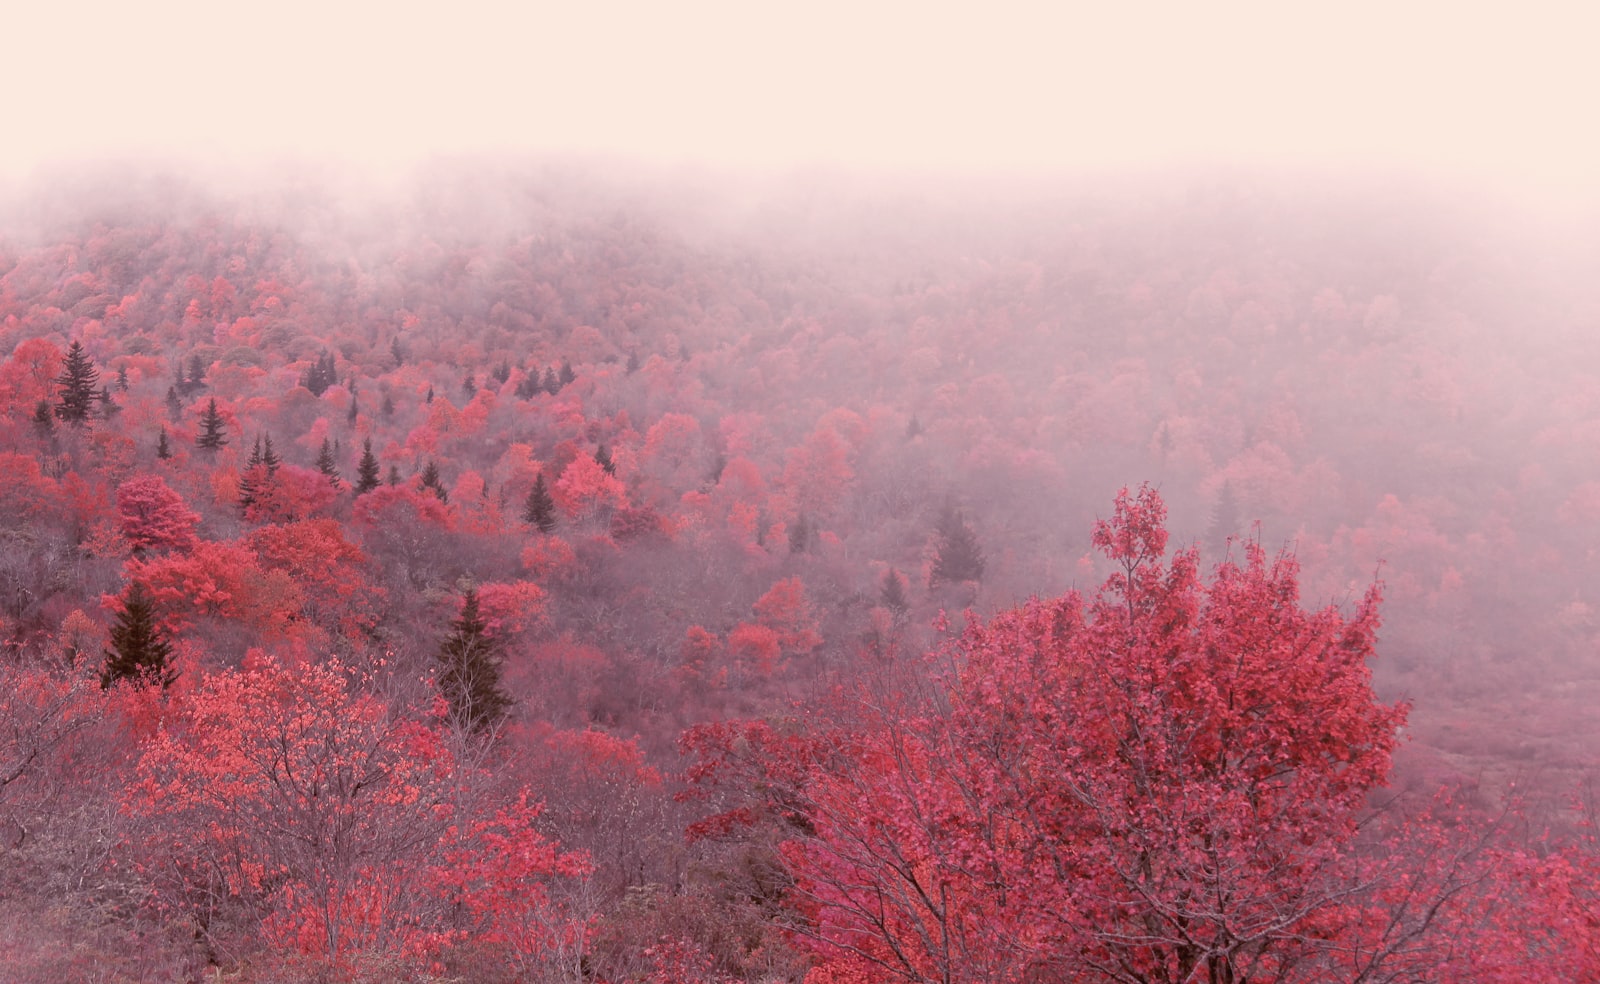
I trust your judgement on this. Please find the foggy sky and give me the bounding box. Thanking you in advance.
[5,1,1598,206]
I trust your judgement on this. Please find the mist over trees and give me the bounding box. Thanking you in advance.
[0,162,1597,981]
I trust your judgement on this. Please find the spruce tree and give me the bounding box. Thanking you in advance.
[186,354,207,391]
[165,386,183,421]
[435,587,513,736]
[419,460,449,503]
[594,444,616,475]
[542,367,560,395]
[116,365,129,391]
[238,435,265,509]
[32,399,54,438]
[195,397,228,451]
[347,390,360,424]
[101,582,176,690]
[523,472,557,533]
[317,437,341,486]
[386,464,402,487]
[880,567,910,617]
[99,385,121,419]
[558,360,576,387]
[156,427,172,460]
[354,437,381,494]
[54,341,101,426]
[930,506,985,586]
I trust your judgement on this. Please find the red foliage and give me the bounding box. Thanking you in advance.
[115,475,199,554]
[126,655,586,963]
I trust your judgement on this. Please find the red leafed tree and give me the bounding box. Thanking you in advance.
[553,452,627,524]
[244,520,386,640]
[126,654,587,965]
[710,485,1413,983]
[752,576,822,655]
[116,475,200,555]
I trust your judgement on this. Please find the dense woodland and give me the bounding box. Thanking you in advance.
[1,165,1599,982]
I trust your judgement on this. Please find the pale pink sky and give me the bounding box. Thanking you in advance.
[4,0,1597,200]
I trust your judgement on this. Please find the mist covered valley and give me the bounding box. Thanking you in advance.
[1,161,1598,982]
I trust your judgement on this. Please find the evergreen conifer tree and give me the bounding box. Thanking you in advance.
[32,399,54,437]
[542,367,560,395]
[523,472,557,533]
[99,385,120,419]
[354,437,381,494]
[558,360,576,387]
[880,567,910,616]
[101,582,176,690]
[195,398,228,451]
[238,436,265,509]
[419,460,449,503]
[116,365,129,391]
[317,438,341,485]
[386,464,402,486]
[930,505,985,586]
[594,444,616,475]
[435,587,512,735]
[54,341,101,426]
[186,354,207,391]
[165,386,183,421]
[260,433,280,474]
[156,427,172,460]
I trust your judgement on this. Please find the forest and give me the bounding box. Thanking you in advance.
[0,164,1598,983]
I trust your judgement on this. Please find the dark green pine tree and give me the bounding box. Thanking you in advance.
[425,385,434,404]
[558,360,576,387]
[260,433,281,474]
[492,360,511,385]
[165,386,183,421]
[101,582,176,690]
[347,390,360,424]
[461,373,476,398]
[386,464,402,487]
[238,435,265,509]
[523,472,557,533]
[186,353,207,391]
[419,460,449,503]
[54,341,101,426]
[625,349,641,375]
[594,444,616,475]
[880,567,910,617]
[156,427,173,460]
[435,587,513,735]
[99,385,121,420]
[542,367,560,395]
[32,399,54,438]
[317,437,341,486]
[116,365,130,391]
[381,393,394,417]
[195,398,228,451]
[390,336,405,367]
[354,437,381,494]
[788,513,813,554]
[930,505,985,586]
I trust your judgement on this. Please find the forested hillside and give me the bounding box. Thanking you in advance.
[1,167,1598,982]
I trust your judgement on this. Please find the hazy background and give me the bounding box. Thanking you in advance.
[5,0,1598,208]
